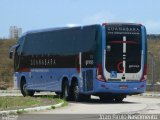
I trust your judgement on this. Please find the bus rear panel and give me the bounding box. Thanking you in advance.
[94,23,147,97]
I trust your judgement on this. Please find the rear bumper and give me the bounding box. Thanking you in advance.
[94,80,146,95]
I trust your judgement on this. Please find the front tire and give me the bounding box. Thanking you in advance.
[20,79,35,97]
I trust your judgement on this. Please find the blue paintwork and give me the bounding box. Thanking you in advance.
[94,80,146,94]
[15,67,146,95]
[16,68,82,92]
[14,24,147,96]
[102,26,106,77]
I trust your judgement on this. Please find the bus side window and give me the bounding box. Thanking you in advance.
[37,55,39,67]
[35,56,37,67]
[33,55,36,67]
[31,55,33,66]
[42,56,44,66]
[43,55,45,67]
[44,56,46,66]
[39,56,42,67]
[26,56,29,68]
[46,55,48,66]
[30,56,32,66]
[44,56,47,66]
[50,55,52,66]
[51,58,53,66]
[47,55,50,66]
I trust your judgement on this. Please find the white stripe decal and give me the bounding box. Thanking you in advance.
[79,52,82,79]
[123,36,126,76]
[123,60,126,74]
[123,36,126,53]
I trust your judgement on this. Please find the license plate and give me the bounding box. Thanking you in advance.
[119,85,128,89]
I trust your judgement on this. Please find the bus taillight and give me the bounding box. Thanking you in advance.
[140,64,147,82]
[102,23,107,26]
[96,64,106,82]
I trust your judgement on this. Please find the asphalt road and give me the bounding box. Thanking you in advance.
[35,95,160,114]
[15,95,160,120]
[1,94,160,120]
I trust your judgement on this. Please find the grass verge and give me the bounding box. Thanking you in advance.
[0,95,65,112]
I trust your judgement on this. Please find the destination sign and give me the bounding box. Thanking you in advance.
[106,25,141,35]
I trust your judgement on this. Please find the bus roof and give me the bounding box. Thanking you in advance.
[103,22,143,26]
[21,24,100,38]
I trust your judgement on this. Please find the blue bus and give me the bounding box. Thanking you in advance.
[9,23,147,102]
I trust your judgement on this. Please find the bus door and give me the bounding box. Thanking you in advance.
[78,52,94,92]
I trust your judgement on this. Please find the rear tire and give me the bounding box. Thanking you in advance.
[73,81,81,101]
[99,95,114,102]
[27,91,35,97]
[20,78,35,97]
[82,94,91,102]
[72,81,90,102]
[55,92,61,97]
[114,96,125,102]
[61,81,69,100]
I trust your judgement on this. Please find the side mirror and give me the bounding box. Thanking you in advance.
[9,51,13,59]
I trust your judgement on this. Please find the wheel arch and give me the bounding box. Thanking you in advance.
[20,76,26,86]
[61,76,69,90]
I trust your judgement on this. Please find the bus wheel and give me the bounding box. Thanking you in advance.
[82,95,91,102]
[28,91,35,97]
[114,96,125,103]
[73,81,82,101]
[55,92,60,97]
[99,95,114,102]
[61,81,69,100]
[73,82,91,102]
[20,79,35,97]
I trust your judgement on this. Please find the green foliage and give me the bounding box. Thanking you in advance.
[0,96,55,111]
[61,100,68,107]
[0,39,16,89]
[148,39,160,83]
[16,109,27,114]
[51,106,56,109]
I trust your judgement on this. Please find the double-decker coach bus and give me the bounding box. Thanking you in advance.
[9,23,147,102]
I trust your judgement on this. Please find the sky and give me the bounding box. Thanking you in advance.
[0,0,160,38]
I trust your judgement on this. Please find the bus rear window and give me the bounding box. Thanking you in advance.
[105,24,142,73]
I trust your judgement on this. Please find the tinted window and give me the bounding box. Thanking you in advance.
[105,24,142,73]
[23,25,98,55]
